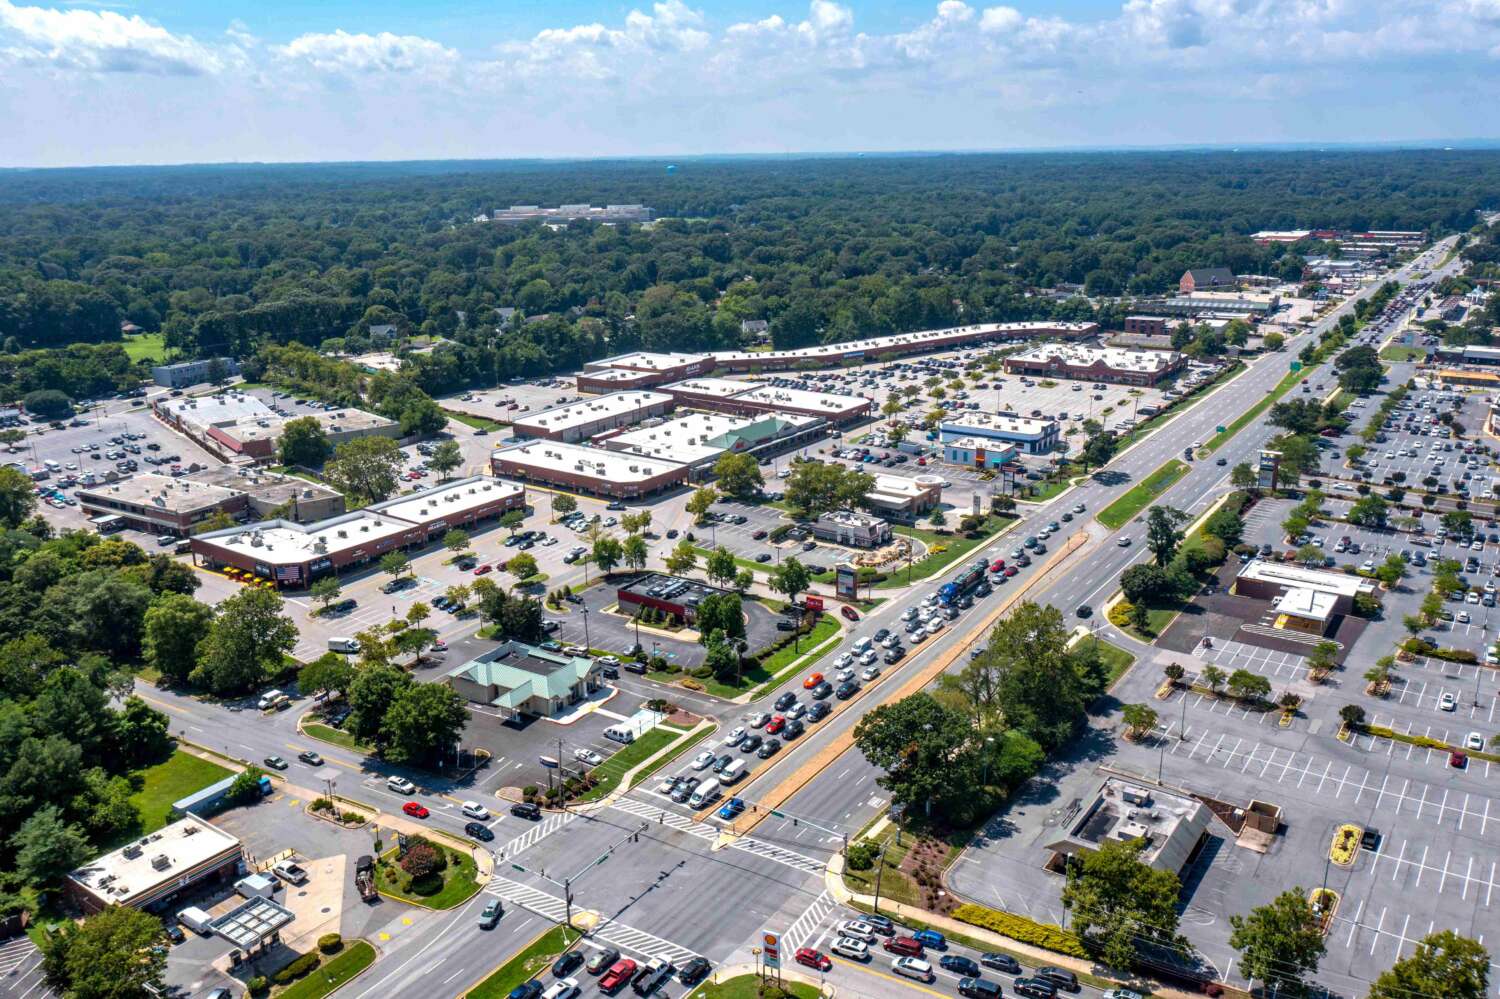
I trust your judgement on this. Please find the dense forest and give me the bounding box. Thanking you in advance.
[1,150,1498,397]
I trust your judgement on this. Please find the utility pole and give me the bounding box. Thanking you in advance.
[872,841,888,914]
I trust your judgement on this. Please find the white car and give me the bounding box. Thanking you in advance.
[881,634,900,649]
[1458,610,1471,624]
[1466,732,1485,751]
[541,537,557,546]
[830,937,869,960]
[749,712,770,728]
[892,956,934,982]
[861,666,881,682]
[1117,536,1132,547]
[859,650,878,666]
[925,618,943,635]
[1440,691,1458,711]
[834,652,854,669]
[573,748,603,767]
[723,726,746,747]
[542,979,580,999]
[839,920,877,942]
[691,750,716,771]
[1102,990,1145,999]
[461,801,491,820]
[387,776,416,795]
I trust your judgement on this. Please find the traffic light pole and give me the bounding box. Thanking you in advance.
[508,822,647,930]
[766,807,848,857]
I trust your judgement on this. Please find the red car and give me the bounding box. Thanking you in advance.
[802,672,825,690]
[990,559,1006,572]
[599,958,637,992]
[840,606,859,621]
[402,801,430,819]
[795,947,832,972]
[473,564,492,575]
[1451,750,1468,768]
[1004,566,1018,577]
[765,715,785,734]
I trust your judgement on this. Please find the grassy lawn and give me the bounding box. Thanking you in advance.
[442,408,508,433]
[842,819,967,910]
[128,751,232,837]
[1084,636,1137,686]
[1204,363,1312,454]
[688,978,821,999]
[1097,459,1189,529]
[375,845,481,909]
[830,515,1013,589]
[1380,344,1426,363]
[303,722,369,753]
[465,925,581,999]
[1013,477,1074,504]
[688,545,775,577]
[122,332,167,363]
[577,725,711,802]
[741,616,844,699]
[276,940,376,999]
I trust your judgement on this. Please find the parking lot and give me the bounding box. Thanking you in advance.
[436,379,579,427]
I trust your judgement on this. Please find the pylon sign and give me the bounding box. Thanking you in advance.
[762,931,781,969]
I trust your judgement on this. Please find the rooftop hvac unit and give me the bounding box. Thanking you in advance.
[181,824,199,837]
[337,530,347,539]
[1121,786,1152,807]
[122,844,142,859]
[314,539,327,553]
[150,854,171,871]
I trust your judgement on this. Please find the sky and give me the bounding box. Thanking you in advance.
[1,0,1497,168]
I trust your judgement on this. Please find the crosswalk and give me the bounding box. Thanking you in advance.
[610,798,828,874]
[483,875,700,966]
[496,811,575,860]
[783,890,836,952]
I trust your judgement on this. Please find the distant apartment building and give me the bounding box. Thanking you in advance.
[151,358,240,388]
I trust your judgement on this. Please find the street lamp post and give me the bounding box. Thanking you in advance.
[581,603,590,653]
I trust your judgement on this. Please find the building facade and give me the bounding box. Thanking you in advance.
[942,437,1019,470]
[1003,344,1185,386]
[812,510,892,548]
[511,392,675,443]
[939,414,1061,454]
[492,441,689,498]
[1179,268,1237,294]
[151,357,240,388]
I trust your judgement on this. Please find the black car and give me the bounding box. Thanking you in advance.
[782,719,804,739]
[1035,966,1079,992]
[1075,604,1092,619]
[1013,979,1057,999]
[883,648,904,664]
[980,952,1021,974]
[874,628,890,641]
[511,801,542,820]
[465,821,494,841]
[666,529,679,539]
[163,923,186,944]
[835,680,859,700]
[774,691,798,711]
[958,979,1003,999]
[552,950,586,978]
[810,681,834,700]
[807,701,831,722]
[712,754,735,773]
[756,738,781,759]
[775,620,795,632]
[507,982,543,999]
[940,955,980,977]
[739,734,763,753]
[1361,827,1381,850]
[677,956,711,985]
[297,750,324,766]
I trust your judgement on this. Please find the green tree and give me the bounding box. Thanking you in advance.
[141,593,214,684]
[323,436,404,504]
[768,557,812,612]
[499,509,526,535]
[1202,507,1244,548]
[1228,889,1326,994]
[928,507,947,529]
[685,486,720,524]
[380,551,411,580]
[347,664,412,745]
[1263,331,1285,351]
[506,553,537,584]
[1061,836,1183,970]
[41,904,167,999]
[191,587,297,695]
[442,528,470,554]
[1226,668,1272,702]
[1201,664,1226,695]
[110,696,173,768]
[706,546,738,587]
[381,682,470,766]
[0,466,38,528]
[784,461,875,517]
[297,653,354,699]
[444,583,471,609]
[712,452,764,499]
[1120,703,1158,740]
[852,693,984,821]
[1230,462,1257,489]
[975,602,1090,750]
[733,568,755,593]
[665,540,698,576]
[704,631,741,684]
[622,534,648,571]
[11,805,92,887]
[309,575,343,612]
[696,592,746,646]
[1120,563,1172,606]
[1145,506,1188,567]
[427,439,463,480]
[1368,930,1489,999]
[276,416,330,467]
[550,493,577,521]
[1348,493,1389,528]
[591,536,623,575]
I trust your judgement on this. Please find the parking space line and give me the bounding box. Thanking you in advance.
[1415,844,1429,888]
[1369,906,1387,956]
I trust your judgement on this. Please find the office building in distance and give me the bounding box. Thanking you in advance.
[511,392,675,443]
[492,440,688,498]
[151,357,240,388]
[938,413,1061,455]
[1004,344,1185,386]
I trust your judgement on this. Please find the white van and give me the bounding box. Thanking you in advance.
[257,689,289,711]
[852,637,873,654]
[603,725,635,745]
[43,459,61,472]
[688,777,720,808]
[328,637,361,654]
[177,906,214,936]
[719,758,747,784]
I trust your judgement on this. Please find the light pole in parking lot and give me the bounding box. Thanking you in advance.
[581,603,591,652]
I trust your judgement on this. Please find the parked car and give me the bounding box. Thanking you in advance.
[795,948,831,972]
[402,801,429,819]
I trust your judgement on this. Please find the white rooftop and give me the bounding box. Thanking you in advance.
[78,472,241,512]
[514,391,673,434]
[667,377,757,399]
[158,392,274,429]
[1273,587,1340,623]
[206,510,415,562]
[1010,343,1182,374]
[606,412,756,466]
[591,351,709,372]
[706,321,1097,366]
[942,412,1057,436]
[1238,559,1375,599]
[869,473,942,500]
[498,441,686,483]
[945,436,1019,452]
[68,814,241,907]
[728,384,870,414]
[369,475,522,525]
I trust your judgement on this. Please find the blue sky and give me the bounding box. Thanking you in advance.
[1,0,1496,167]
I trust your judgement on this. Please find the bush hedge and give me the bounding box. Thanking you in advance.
[273,952,322,984]
[950,903,1088,958]
[247,976,269,996]
[318,933,343,954]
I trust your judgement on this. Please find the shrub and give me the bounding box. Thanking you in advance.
[247,976,270,996]
[522,785,538,798]
[950,903,1087,958]
[846,841,878,871]
[317,933,343,954]
[273,952,322,984]
[341,810,363,824]
[400,843,441,879]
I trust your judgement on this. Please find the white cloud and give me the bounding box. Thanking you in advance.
[0,0,226,74]
[275,29,458,77]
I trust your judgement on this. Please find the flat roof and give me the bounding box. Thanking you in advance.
[78,472,241,513]
[618,572,732,608]
[727,384,870,415]
[705,321,1097,366]
[942,412,1058,437]
[579,368,657,386]
[368,475,522,524]
[496,441,686,483]
[666,376,756,399]
[198,509,415,562]
[513,391,673,434]
[224,408,396,444]
[1009,344,1182,374]
[212,895,296,950]
[1237,558,1375,598]
[68,814,241,907]
[1273,587,1340,622]
[1061,777,1207,873]
[590,351,710,372]
[817,509,887,529]
[606,412,756,466]
[187,466,344,503]
[868,473,943,501]
[158,392,273,429]
[945,436,1019,452]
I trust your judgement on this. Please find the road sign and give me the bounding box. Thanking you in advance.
[1290,360,1302,371]
[762,931,781,969]
[1216,425,1226,434]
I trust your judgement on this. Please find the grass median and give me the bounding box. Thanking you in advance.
[276,940,376,999]
[688,978,821,999]
[465,925,581,999]
[576,724,712,803]
[1097,459,1190,530]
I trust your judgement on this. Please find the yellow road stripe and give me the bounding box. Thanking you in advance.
[830,954,950,997]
